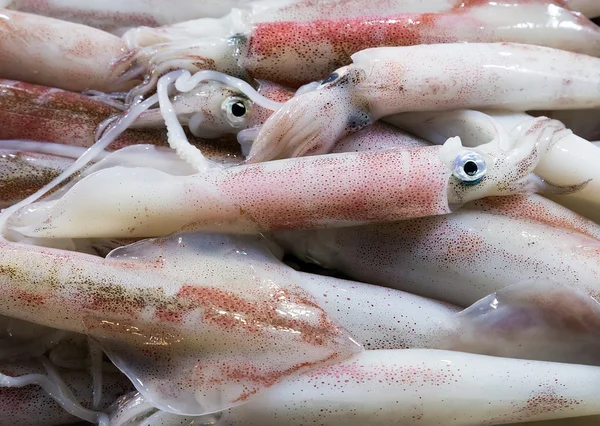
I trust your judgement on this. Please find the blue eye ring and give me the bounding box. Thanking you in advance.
[453,151,487,185]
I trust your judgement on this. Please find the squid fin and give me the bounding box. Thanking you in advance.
[444,279,600,365]
[85,232,361,416]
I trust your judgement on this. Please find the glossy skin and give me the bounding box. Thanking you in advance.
[219,349,600,425]
[0,232,362,415]
[133,79,294,139]
[0,79,169,149]
[248,43,600,161]
[124,0,600,91]
[0,150,72,209]
[0,10,133,92]
[6,116,560,239]
[274,194,600,307]
[388,110,600,223]
[1,0,247,33]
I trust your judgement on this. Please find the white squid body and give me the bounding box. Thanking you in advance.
[5,112,563,239]
[249,43,600,161]
[215,349,600,425]
[387,110,600,223]
[274,194,600,307]
[0,0,248,33]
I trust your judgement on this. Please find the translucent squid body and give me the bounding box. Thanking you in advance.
[5,111,566,239]
[248,42,600,162]
[112,350,600,426]
[386,110,600,223]
[0,231,363,416]
[0,0,248,33]
[273,194,600,308]
[122,0,600,92]
[1,0,598,95]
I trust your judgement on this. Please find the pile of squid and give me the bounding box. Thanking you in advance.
[3,0,600,425]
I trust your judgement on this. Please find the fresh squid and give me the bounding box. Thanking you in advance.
[0,230,363,416]
[131,78,293,141]
[163,349,600,425]
[122,0,600,92]
[273,194,600,307]
[386,110,600,223]
[0,360,133,426]
[0,0,248,34]
[5,112,565,239]
[0,10,134,92]
[248,43,600,162]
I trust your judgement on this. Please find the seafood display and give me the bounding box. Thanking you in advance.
[2,1,600,425]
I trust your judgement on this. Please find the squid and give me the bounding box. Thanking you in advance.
[131,78,293,143]
[248,43,600,161]
[0,0,248,34]
[122,0,600,92]
[0,360,133,426]
[4,228,600,423]
[110,349,600,426]
[0,230,364,416]
[4,110,566,239]
[1,1,598,95]
[0,79,245,163]
[386,110,600,223]
[273,194,600,307]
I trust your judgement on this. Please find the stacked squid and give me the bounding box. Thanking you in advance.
[2,0,600,425]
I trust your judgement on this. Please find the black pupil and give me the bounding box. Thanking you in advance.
[231,102,246,117]
[321,72,339,85]
[463,161,478,176]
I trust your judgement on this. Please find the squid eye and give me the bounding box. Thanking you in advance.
[222,96,251,128]
[453,152,487,185]
[320,72,339,86]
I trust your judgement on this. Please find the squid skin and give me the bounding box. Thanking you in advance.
[0,0,248,33]
[530,109,600,141]
[248,43,600,161]
[0,150,71,209]
[124,0,600,91]
[109,392,600,426]
[0,10,134,92]
[273,194,600,307]
[0,232,362,415]
[133,78,294,138]
[296,272,459,351]
[7,113,559,239]
[0,79,165,149]
[0,79,244,163]
[218,349,600,426]
[388,110,600,223]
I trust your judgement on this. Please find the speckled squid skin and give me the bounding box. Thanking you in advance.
[388,110,600,223]
[0,10,135,92]
[253,0,600,21]
[122,0,600,92]
[0,79,168,149]
[8,146,455,239]
[0,150,71,209]
[297,272,459,350]
[0,362,133,426]
[132,78,294,138]
[274,194,600,307]
[0,232,361,415]
[248,43,600,160]
[1,0,246,33]
[218,349,600,425]
[242,1,600,86]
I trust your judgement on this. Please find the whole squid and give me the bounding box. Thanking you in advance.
[5,112,564,239]
[248,43,600,162]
